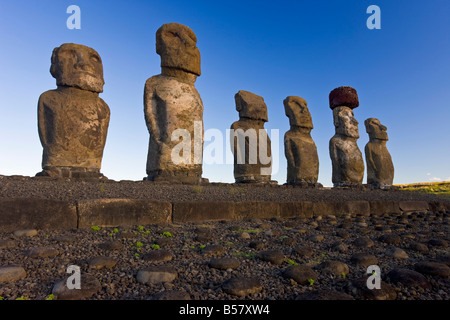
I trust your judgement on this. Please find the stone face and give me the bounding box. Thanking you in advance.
[37,43,110,179]
[364,118,394,189]
[145,23,204,184]
[156,23,201,76]
[329,101,364,187]
[284,96,320,186]
[230,90,272,183]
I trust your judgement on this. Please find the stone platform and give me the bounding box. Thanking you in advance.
[0,175,449,232]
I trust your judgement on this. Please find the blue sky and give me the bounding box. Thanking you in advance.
[0,0,449,186]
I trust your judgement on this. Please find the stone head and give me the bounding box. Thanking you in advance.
[283,96,313,129]
[333,106,359,138]
[329,86,359,110]
[156,23,201,76]
[50,43,104,93]
[235,90,268,122]
[365,118,388,141]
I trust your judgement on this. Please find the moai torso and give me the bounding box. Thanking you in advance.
[283,96,320,186]
[364,118,394,188]
[144,23,204,184]
[329,87,364,188]
[36,43,110,179]
[230,90,272,183]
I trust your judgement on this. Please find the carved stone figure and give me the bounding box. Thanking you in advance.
[36,43,110,179]
[364,118,394,189]
[144,23,205,184]
[283,96,321,187]
[230,90,272,183]
[329,86,364,187]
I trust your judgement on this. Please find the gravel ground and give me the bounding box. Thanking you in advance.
[0,211,449,300]
[0,175,449,301]
[0,175,449,203]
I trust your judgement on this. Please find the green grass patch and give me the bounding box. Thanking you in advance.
[397,182,450,199]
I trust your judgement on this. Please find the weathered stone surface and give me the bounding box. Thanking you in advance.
[137,266,178,284]
[88,256,117,269]
[173,201,234,223]
[142,249,173,263]
[350,253,378,267]
[149,290,191,300]
[414,261,450,278]
[348,278,397,300]
[292,246,314,258]
[234,201,280,220]
[283,265,318,285]
[385,247,409,259]
[295,289,354,300]
[386,268,431,289]
[257,250,285,265]
[369,200,401,215]
[99,240,124,251]
[280,201,313,218]
[13,229,38,237]
[399,201,429,213]
[378,234,402,245]
[230,90,272,183]
[364,118,394,189]
[329,103,364,188]
[353,236,374,248]
[201,244,224,256]
[145,23,204,184]
[284,96,320,186]
[0,239,16,249]
[329,86,359,110]
[0,199,77,233]
[156,23,201,77]
[52,273,101,300]
[77,199,172,228]
[209,257,240,270]
[24,247,59,259]
[222,277,262,297]
[318,260,349,275]
[409,242,429,253]
[0,266,26,283]
[36,43,110,179]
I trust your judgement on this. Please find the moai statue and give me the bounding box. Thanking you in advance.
[230,90,272,183]
[364,118,394,189]
[36,43,110,179]
[283,96,321,187]
[144,23,205,184]
[329,86,365,188]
